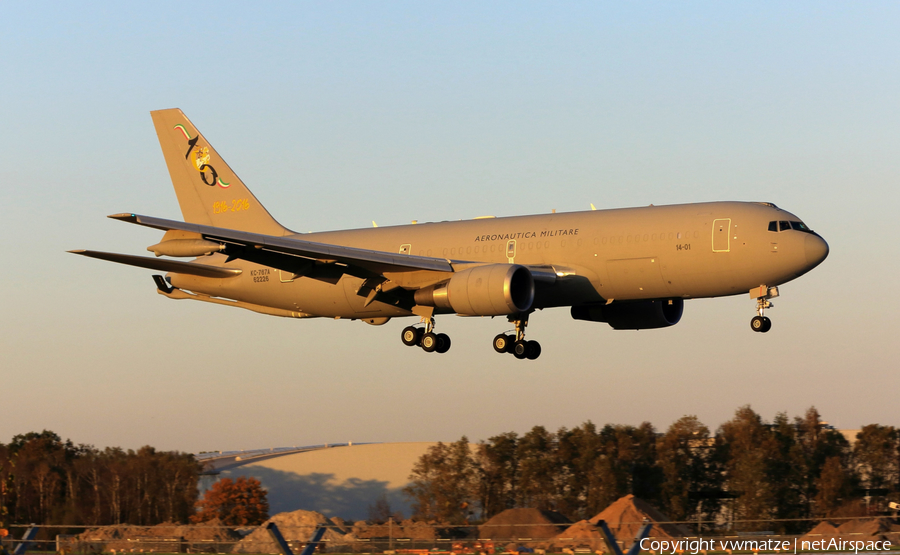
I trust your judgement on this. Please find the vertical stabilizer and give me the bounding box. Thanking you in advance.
[151,109,290,236]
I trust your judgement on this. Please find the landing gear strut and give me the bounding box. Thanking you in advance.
[750,285,778,333]
[401,318,451,353]
[493,315,541,360]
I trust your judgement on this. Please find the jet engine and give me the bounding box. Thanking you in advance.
[571,298,683,330]
[414,264,534,316]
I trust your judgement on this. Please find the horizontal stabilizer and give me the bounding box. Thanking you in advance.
[109,213,455,274]
[68,250,242,279]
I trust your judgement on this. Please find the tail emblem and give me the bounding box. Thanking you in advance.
[173,124,231,189]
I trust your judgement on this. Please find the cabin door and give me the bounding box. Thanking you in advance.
[712,219,731,252]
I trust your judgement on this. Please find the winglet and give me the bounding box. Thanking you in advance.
[108,213,138,222]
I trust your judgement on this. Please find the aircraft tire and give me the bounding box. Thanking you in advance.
[760,317,772,333]
[525,340,541,360]
[493,334,511,353]
[436,333,451,353]
[421,332,439,352]
[750,316,765,332]
[401,326,420,346]
[513,340,529,359]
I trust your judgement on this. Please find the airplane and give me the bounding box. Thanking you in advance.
[70,109,830,360]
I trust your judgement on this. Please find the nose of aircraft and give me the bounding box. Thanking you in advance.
[805,233,829,268]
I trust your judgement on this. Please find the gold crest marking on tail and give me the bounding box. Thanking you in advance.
[151,109,290,236]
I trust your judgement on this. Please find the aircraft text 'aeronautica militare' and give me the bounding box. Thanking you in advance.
[70,109,829,360]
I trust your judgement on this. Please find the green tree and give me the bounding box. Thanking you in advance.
[717,406,777,529]
[793,407,853,515]
[814,456,853,517]
[516,427,558,511]
[586,423,661,514]
[767,412,805,530]
[475,432,519,519]
[657,416,720,526]
[555,422,602,519]
[405,438,476,523]
[853,425,899,493]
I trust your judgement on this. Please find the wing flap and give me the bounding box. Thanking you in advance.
[69,250,242,279]
[109,213,455,274]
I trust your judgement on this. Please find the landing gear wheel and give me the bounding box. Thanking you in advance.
[401,326,420,346]
[525,340,542,360]
[421,332,439,352]
[493,334,512,354]
[750,316,765,332]
[436,333,451,353]
[513,340,529,360]
[760,316,772,333]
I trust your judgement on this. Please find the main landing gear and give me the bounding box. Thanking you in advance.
[401,318,451,354]
[493,315,541,360]
[750,285,779,333]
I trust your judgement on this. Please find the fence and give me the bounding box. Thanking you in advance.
[2,518,899,555]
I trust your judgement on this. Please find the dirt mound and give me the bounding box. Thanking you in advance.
[78,521,241,553]
[800,519,900,545]
[799,521,841,544]
[551,520,609,553]
[838,519,889,536]
[479,508,571,540]
[353,519,438,541]
[589,495,688,543]
[230,510,354,553]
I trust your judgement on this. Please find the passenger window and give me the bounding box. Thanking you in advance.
[779,221,790,232]
[768,221,778,232]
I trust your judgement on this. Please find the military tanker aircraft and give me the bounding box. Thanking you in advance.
[70,109,829,360]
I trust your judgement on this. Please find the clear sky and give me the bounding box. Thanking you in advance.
[2,2,898,453]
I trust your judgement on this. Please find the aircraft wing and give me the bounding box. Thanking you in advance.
[109,213,455,276]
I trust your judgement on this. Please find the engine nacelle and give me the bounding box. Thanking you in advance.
[415,264,534,316]
[571,298,683,330]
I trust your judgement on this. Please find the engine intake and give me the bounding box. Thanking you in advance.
[571,298,683,330]
[415,264,534,316]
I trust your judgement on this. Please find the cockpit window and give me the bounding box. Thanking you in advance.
[769,220,814,233]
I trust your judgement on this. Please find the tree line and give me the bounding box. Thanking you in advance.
[404,406,900,533]
[0,431,200,526]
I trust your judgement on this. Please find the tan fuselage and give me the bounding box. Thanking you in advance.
[168,201,826,319]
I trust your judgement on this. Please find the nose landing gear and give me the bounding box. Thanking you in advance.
[750,315,771,333]
[493,315,541,360]
[401,318,451,353]
[750,285,778,333]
